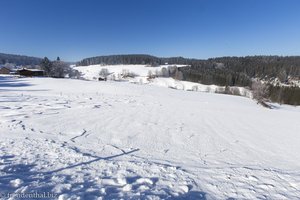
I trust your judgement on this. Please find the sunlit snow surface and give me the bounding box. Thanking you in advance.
[0,75,300,199]
[74,64,253,98]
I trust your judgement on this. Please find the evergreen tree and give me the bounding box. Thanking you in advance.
[40,57,52,76]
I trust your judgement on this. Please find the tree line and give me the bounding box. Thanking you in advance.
[77,54,195,66]
[0,53,42,66]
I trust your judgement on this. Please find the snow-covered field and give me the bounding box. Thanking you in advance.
[74,64,187,80]
[74,64,252,98]
[1,75,300,199]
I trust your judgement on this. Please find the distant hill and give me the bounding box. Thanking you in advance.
[78,54,300,105]
[78,54,300,83]
[77,54,198,66]
[0,53,43,66]
[180,56,300,86]
[77,54,300,84]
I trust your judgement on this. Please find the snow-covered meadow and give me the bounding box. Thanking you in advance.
[74,64,253,98]
[0,74,300,199]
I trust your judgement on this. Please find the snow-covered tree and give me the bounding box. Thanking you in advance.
[51,60,70,78]
[40,57,52,76]
[147,70,154,79]
[99,68,109,77]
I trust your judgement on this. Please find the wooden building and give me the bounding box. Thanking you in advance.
[17,69,44,77]
[0,67,11,74]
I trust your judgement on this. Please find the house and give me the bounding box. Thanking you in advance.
[9,69,18,75]
[17,68,44,77]
[0,67,11,74]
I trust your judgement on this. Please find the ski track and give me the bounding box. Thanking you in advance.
[0,76,300,199]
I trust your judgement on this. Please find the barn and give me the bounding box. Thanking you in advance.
[17,69,44,77]
[0,67,11,74]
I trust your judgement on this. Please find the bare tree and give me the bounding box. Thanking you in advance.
[121,69,137,78]
[252,80,269,103]
[278,69,288,83]
[161,67,169,77]
[175,70,183,80]
[168,66,177,75]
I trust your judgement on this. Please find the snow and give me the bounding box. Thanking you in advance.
[75,64,253,98]
[74,64,187,81]
[0,75,300,199]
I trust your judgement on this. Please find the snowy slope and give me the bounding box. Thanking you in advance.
[74,64,253,98]
[74,64,187,80]
[0,75,300,199]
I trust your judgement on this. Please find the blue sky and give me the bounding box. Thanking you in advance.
[1,0,300,61]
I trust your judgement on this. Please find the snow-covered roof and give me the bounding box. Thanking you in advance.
[19,68,44,72]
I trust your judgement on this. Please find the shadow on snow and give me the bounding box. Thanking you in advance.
[0,76,32,88]
[0,150,208,199]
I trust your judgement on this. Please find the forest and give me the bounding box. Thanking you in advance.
[0,53,42,66]
[76,54,195,66]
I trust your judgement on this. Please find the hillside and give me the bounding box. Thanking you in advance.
[77,55,300,105]
[0,53,42,66]
[0,75,300,199]
[77,55,300,83]
[74,64,252,98]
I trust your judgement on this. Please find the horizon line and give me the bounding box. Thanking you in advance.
[2,51,300,63]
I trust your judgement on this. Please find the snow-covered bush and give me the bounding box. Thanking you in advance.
[147,70,155,79]
[99,68,109,77]
[122,69,137,78]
